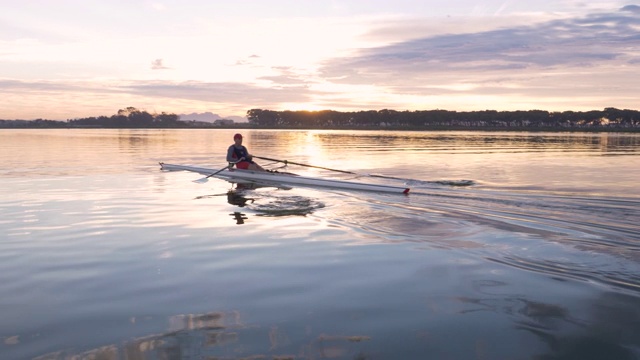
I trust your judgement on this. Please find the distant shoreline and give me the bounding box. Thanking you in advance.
[2,107,639,132]
[1,124,639,132]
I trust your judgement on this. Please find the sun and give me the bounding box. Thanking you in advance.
[278,103,327,112]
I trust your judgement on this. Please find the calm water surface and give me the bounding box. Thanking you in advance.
[1,129,639,359]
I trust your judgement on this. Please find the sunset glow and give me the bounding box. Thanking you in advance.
[1,1,639,120]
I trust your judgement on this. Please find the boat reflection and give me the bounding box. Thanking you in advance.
[227,189,255,207]
[224,183,325,225]
[196,183,325,225]
[229,211,247,225]
[226,185,254,225]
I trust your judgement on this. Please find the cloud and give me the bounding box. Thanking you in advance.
[150,2,167,11]
[0,78,315,119]
[0,78,311,103]
[123,81,311,105]
[621,4,640,13]
[320,6,640,86]
[0,79,92,92]
[233,54,264,66]
[151,58,169,70]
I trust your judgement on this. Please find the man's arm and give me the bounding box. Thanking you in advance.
[226,145,238,163]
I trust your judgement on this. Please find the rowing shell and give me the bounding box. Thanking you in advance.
[159,163,410,194]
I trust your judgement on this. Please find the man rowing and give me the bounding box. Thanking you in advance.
[226,133,265,171]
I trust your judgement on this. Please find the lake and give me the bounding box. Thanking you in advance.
[1,129,639,360]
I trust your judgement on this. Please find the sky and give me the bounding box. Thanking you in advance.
[1,0,639,120]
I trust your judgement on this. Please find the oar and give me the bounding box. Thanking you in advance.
[253,155,401,180]
[193,164,231,183]
[252,156,356,174]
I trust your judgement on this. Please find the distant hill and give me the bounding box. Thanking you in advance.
[179,112,247,123]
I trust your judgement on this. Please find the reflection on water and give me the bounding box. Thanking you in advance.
[1,130,640,360]
[32,311,375,360]
[251,195,324,217]
[454,287,640,359]
[227,191,255,207]
[28,290,640,360]
[306,131,640,154]
[230,212,248,225]
[515,293,640,360]
[226,186,325,224]
[193,187,325,225]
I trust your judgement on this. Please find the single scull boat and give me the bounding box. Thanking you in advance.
[159,163,410,194]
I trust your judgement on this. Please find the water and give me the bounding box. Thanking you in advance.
[1,129,639,359]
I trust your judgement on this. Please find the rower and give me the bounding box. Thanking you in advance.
[226,133,266,171]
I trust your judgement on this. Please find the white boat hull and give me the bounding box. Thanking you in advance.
[159,163,410,194]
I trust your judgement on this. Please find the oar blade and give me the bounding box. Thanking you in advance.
[193,177,210,184]
[193,164,232,183]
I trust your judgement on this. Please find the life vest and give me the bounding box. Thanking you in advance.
[231,145,252,163]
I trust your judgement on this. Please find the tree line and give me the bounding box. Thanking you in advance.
[2,107,639,131]
[69,107,181,128]
[66,107,181,128]
[247,108,640,130]
[0,107,185,128]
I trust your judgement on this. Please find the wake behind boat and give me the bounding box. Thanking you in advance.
[159,163,410,194]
